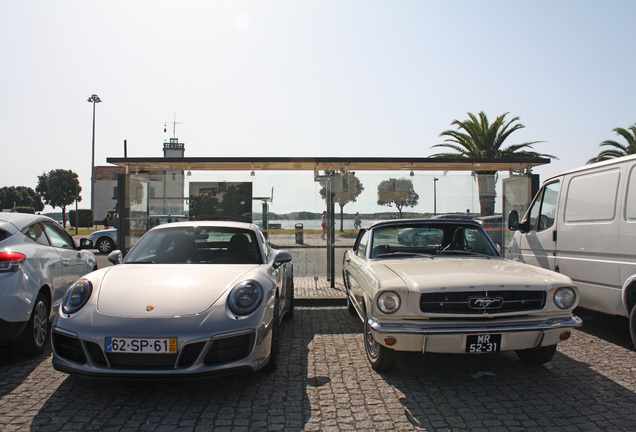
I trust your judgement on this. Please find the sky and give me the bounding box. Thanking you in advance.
[2,0,636,214]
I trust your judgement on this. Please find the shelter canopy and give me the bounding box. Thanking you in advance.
[106,156,549,174]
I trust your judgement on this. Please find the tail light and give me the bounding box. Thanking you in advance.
[0,251,26,272]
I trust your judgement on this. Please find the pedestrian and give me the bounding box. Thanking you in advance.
[103,213,111,229]
[354,212,361,229]
[320,211,327,239]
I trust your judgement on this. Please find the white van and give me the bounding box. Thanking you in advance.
[507,154,636,347]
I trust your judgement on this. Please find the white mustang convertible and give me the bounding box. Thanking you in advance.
[343,219,581,371]
[52,221,293,378]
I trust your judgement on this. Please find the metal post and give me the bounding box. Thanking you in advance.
[327,179,335,287]
[87,94,101,226]
[433,177,439,215]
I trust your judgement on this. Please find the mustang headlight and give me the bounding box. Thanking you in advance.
[228,280,264,315]
[554,287,576,309]
[377,291,401,314]
[61,279,93,315]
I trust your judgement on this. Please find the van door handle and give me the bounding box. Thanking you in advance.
[553,231,557,242]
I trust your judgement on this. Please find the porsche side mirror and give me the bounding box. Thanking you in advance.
[108,250,123,265]
[273,249,292,269]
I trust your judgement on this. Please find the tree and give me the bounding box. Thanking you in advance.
[431,112,555,216]
[319,171,365,232]
[0,186,44,211]
[189,194,220,220]
[588,125,636,163]
[36,169,81,228]
[220,183,252,222]
[377,178,419,218]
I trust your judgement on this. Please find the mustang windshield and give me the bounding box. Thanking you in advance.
[123,226,261,264]
[371,223,498,258]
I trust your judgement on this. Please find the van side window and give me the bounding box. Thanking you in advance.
[625,166,636,220]
[565,169,619,223]
[527,181,560,231]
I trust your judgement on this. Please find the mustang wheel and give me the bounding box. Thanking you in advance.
[18,292,50,356]
[97,237,114,254]
[263,298,281,372]
[515,345,557,365]
[364,314,398,371]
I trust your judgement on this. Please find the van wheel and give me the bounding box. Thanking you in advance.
[515,345,557,365]
[629,304,636,349]
[17,292,50,357]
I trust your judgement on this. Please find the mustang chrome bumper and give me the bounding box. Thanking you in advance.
[367,315,583,353]
[369,315,583,335]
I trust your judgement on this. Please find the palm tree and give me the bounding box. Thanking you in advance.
[431,112,555,216]
[588,125,636,163]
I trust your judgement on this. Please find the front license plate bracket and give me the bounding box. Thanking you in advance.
[466,334,501,353]
[105,337,178,353]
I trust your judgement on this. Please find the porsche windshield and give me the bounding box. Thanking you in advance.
[123,226,261,264]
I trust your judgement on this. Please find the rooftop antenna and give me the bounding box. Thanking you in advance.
[164,114,184,139]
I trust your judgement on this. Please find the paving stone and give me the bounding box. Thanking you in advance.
[1,297,636,431]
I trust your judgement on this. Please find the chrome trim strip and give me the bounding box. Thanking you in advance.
[368,315,582,335]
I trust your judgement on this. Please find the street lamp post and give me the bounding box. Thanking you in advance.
[87,94,102,225]
[433,177,439,215]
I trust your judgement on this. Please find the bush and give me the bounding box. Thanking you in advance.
[68,209,94,228]
[15,206,35,214]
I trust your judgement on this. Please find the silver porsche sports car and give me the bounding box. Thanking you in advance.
[52,221,294,378]
[343,219,582,371]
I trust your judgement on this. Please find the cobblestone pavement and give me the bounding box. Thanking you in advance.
[1,292,635,432]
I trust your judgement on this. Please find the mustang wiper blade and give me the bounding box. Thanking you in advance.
[376,252,432,258]
[435,250,493,258]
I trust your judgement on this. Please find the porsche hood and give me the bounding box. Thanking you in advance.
[95,264,258,318]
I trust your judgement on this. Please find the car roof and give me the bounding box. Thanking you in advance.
[0,212,56,232]
[362,218,483,230]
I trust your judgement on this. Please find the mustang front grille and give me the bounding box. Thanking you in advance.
[420,290,546,314]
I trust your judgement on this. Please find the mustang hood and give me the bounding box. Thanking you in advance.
[377,257,570,290]
[96,264,258,318]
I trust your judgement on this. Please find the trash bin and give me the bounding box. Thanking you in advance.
[295,223,304,244]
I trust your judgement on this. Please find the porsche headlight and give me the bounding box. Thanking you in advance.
[377,291,401,314]
[228,280,263,315]
[554,287,576,309]
[61,279,93,315]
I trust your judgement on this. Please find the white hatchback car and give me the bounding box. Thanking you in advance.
[0,213,97,356]
[343,219,582,371]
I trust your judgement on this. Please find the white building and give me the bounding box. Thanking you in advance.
[93,138,185,224]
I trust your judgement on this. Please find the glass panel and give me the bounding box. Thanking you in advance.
[119,167,519,277]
